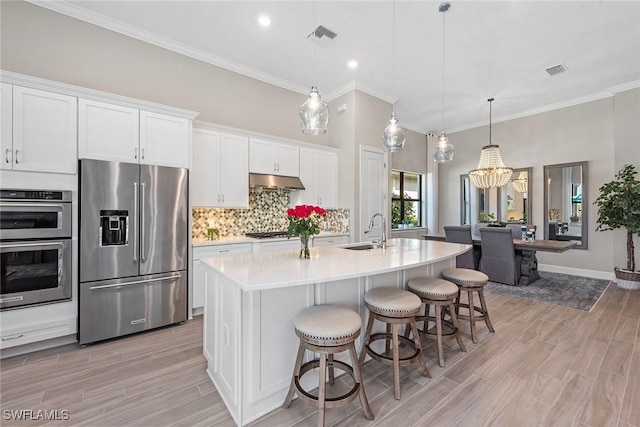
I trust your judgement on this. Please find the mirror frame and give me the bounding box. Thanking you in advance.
[497,167,532,225]
[460,174,471,225]
[543,161,588,249]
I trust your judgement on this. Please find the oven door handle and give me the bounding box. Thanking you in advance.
[0,203,65,210]
[88,274,182,290]
[0,241,64,251]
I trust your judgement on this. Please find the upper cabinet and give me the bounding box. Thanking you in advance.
[291,147,339,208]
[2,84,77,174]
[79,99,190,168]
[249,138,299,177]
[192,128,249,208]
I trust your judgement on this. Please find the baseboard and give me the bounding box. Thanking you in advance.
[0,334,78,359]
[539,264,615,281]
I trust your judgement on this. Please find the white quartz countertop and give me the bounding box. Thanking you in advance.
[201,238,471,291]
[192,232,349,247]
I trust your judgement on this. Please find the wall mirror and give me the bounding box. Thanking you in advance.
[543,161,588,249]
[497,167,532,224]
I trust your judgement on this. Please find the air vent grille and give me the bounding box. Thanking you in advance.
[546,64,568,76]
[307,25,338,46]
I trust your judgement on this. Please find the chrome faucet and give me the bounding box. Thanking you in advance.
[364,213,386,248]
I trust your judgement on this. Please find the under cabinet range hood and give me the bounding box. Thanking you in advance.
[249,173,305,190]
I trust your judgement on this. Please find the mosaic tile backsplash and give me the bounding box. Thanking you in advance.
[192,188,350,239]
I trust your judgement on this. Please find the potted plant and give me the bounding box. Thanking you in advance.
[594,164,640,290]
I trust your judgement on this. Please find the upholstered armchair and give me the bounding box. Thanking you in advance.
[479,228,523,285]
[444,225,481,270]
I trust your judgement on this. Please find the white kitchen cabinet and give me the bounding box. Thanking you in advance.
[312,235,349,247]
[192,129,249,207]
[291,148,338,208]
[139,111,190,168]
[252,239,300,253]
[78,99,190,168]
[250,138,299,177]
[78,99,139,164]
[192,243,252,310]
[3,85,77,174]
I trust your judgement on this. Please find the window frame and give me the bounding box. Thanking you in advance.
[391,170,424,229]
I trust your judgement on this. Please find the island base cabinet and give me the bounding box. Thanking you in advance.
[203,257,456,426]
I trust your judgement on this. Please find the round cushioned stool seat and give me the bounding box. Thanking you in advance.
[364,287,422,315]
[407,277,459,300]
[441,268,488,287]
[294,305,361,342]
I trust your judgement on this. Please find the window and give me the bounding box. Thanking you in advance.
[391,170,423,229]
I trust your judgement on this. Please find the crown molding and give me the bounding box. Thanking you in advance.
[26,0,309,96]
[608,80,640,93]
[1,70,199,119]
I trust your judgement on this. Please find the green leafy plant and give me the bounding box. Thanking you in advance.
[594,164,640,272]
[479,212,496,223]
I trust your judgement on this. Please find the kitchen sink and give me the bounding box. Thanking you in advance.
[341,243,383,250]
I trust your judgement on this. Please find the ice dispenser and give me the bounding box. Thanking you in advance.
[100,210,128,246]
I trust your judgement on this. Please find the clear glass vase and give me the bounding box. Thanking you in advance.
[299,235,311,259]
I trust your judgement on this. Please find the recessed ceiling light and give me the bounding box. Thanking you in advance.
[347,60,358,69]
[258,15,271,27]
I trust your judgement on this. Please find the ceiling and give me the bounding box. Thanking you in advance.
[34,1,640,134]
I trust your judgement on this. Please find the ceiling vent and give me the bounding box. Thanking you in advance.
[546,64,568,76]
[307,25,338,47]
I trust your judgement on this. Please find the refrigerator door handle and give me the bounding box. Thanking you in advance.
[88,274,182,290]
[133,182,138,263]
[140,182,147,261]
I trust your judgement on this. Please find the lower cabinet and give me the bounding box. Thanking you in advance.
[252,239,300,253]
[192,243,252,310]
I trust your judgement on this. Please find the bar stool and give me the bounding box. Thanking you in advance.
[441,268,495,343]
[406,277,466,367]
[282,305,374,427]
[358,287,431,400]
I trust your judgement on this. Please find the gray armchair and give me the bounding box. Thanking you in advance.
[444,225,480,270]
[479,228,523,286]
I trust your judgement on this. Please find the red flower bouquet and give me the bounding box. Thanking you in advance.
[287,205,327,259]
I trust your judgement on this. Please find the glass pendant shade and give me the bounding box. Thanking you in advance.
[381,113,406,152]
[512,171,528,193]
[469,145,513,188]
[299,86,329,136]
[433,131,454,163]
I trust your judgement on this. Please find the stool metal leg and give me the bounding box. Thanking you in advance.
[283,341,306,408]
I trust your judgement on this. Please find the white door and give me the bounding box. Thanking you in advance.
[359,146,387,242]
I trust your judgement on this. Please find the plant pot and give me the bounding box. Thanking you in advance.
[614,267,640,290]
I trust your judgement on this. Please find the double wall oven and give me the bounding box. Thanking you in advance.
[0,189,72,310]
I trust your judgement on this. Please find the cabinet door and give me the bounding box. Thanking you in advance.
[220,134,249,207]
[192,260,206,310]
[316,151,338,208]
[192,129,222,206]
[78,99,139,163]
[1,83,12,170]
[276,144,299,177]
[140,111,190,168]
[249,138,278,174]
[291,148,318,206]
[12,86,77,174]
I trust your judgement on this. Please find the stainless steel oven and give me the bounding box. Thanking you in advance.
[0,189,72,310]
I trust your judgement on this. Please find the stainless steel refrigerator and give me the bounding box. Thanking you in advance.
[78,159,188,345]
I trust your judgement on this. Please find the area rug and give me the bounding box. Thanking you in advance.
[485,271,612,311]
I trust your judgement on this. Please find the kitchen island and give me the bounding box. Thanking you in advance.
[200,238,470,426]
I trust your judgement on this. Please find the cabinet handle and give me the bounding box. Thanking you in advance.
[273,163,277,172]
[1,334,24,341]
[14,150,20,164]
[218,249,230,253]
[277,163,280,172]
[4,149,10,164]
[141,148,145,160]
[221,194,224,203]
[134,147,138,159]
[217,194,221,203]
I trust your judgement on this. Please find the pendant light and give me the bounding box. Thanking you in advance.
[469,98,513,188]
[512,171,528,193]
[433,2,454,163]
[381,0,406,152]
[299,3,329,136]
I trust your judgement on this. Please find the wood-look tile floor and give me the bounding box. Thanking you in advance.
[1,284,638,427]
